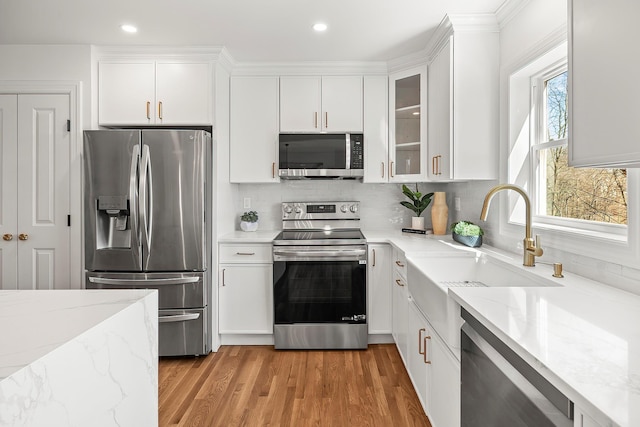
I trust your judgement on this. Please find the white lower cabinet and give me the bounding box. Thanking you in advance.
[407,299,431,412]
[574,407,604,427]
[218,244,273,334]
[367,243,392,335]
[406,297,460,427]
[392,269,409,363]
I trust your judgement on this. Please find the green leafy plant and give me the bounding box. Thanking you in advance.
[450,220,484,236]
[241,210,259,223]
[400,184,434,217]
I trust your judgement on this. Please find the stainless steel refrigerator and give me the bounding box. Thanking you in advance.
[83,129,212,357]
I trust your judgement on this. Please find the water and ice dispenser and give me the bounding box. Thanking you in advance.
[95,196,131,249]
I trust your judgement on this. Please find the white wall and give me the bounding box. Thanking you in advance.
[0,45,92,128]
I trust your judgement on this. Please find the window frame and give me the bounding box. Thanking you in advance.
[503,35,640,269]
[528,59,627,239]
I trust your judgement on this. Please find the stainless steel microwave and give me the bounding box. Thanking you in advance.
[278,133,364,179]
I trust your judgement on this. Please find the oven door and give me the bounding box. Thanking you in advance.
[273,245,367,324]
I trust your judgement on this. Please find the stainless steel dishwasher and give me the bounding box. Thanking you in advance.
[461,308,573,427]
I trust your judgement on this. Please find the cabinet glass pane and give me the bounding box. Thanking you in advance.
[395,75,421,175]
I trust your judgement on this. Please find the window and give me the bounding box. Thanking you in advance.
[531,63,628,232]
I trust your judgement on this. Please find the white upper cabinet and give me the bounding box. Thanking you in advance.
[230,76,279,183]
[98,61,211,126]
[279,76,363,132]
[569,0,640,167]
[389,66,428,182]
[426,15,499,181]
[363,75,389,183]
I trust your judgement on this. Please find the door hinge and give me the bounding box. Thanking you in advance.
[66,119,71,132]
[67,215,71,227]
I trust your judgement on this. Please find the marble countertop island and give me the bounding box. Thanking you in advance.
[0,290,158,427]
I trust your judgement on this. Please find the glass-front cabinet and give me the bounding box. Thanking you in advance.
[389,66,428,181]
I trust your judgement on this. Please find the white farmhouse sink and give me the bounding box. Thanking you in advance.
[407,252,561,356]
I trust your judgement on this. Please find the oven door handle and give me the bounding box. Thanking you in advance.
[273,248,366,260]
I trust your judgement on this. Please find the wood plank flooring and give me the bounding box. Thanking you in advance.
[159,344,431,427]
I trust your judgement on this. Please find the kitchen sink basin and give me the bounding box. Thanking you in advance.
[407,251,562,355]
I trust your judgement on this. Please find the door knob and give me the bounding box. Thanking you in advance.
[2,234,13,241]
[18,233,28,241]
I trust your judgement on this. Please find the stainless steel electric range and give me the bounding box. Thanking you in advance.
[272,201,367,350]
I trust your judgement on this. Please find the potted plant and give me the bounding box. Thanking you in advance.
[450,220,484,247]
[400,184,434,230]
[240,210,259,232]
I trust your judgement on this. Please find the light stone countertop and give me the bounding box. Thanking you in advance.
[218,228,638,426]
[0,289,159,427]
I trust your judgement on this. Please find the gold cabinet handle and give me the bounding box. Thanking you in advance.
[236,252,255,256]
[372,248,376,267]
[146,101,151,120]
[158,101,163,120]
[418,328,426,355]
[314,112,318,129]
[436,155,442,175]
[221,268,226,286]
[395,260,405,267]
[18,233,28,241]
[324,112,328,128]
[423,335,432,364]
[272,162,276,179]
[395,279,404,287]
[390,161,394,178]
[381,162,385,179]
[2,234,13,241]
[432,156,436,175]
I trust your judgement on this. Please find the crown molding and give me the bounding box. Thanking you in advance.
[496,0,531,29]
[229,61,388,76]
[94,45,226,61]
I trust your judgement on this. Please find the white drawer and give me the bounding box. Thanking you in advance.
[393,248,407,279]
[219,244,272,264]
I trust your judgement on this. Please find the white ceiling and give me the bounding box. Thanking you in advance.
[0,0,508,62]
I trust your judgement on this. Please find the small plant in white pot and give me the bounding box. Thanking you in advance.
[400,184,433,230]
[240,210,259,232]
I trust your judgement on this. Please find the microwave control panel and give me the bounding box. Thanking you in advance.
[350,134,364,169]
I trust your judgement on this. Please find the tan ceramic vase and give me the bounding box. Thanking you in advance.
[431,192,448,235]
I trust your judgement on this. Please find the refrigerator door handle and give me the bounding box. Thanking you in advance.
[129,144,142,266]
[158,313,201,323]
[139,144,152,263]
[88,276,200,286]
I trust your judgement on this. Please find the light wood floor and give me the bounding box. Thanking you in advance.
[159,344,432,427]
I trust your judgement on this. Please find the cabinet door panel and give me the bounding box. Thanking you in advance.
[363,76,389,183]
[219,265,273,334]
[408,300,429,412]
[99,62,155,125]
[321,76,363,132]
[156,62,211,124]
[280,76,321,132]
[430,331,460,427]
[428,39,452,180]
[367,244,392,334]
[569,0,640,167]
[392,269,408,363]
[230,76,279,183]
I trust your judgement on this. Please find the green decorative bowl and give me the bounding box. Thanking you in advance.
[452,232,482,248]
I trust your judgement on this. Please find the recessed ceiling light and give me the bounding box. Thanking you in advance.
[313,23,328,32]
[120,24,138,34]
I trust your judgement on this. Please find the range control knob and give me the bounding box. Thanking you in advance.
[350,204,359,213]
[283,205,293,214]
[294,206,303,214]
[340,204,348,213]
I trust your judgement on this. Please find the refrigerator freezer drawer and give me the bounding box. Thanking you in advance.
[159,308,208,357]
[86,271,206,310]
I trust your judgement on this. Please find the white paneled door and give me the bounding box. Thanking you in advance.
[0,94,70,290]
